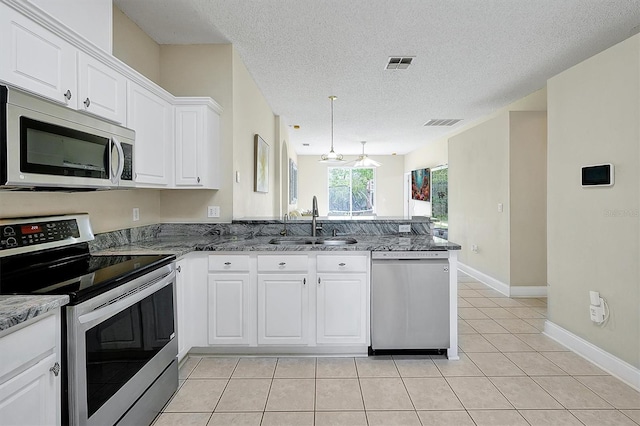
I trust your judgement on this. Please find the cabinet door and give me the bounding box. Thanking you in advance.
[317,273,367,344]
[208,273,250,345]
[257,274,308,345]
[77,52,126,124]
[0,352,60,426]
[175,105,204,187]
[175,258,188,361]
[127,82,173,186]
[0,4,77,108]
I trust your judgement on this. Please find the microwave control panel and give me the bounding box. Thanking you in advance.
[0,219,80,250]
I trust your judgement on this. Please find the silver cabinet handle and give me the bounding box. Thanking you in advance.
[224,262,231,265]
[84,98,91,108]
[197,177,201,183]
[50,362,61,377]
[64,90,72,100]
[303,278,306,285]
[278,262,286,266]
[176,265,181,273]
[338,263,346,266]
[318,277,321,286]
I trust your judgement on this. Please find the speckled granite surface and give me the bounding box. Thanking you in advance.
[95,234,460,257]
[0,295,69,333]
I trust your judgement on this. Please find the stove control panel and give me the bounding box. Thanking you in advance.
[1,219,81,250]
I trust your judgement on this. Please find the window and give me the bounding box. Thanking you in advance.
[431,165,448,224]
[328,168,375,215]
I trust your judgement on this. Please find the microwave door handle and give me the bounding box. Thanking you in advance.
[110,137,125,184]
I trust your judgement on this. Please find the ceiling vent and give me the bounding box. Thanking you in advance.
[386,57,413,70]
[423,119,462,127]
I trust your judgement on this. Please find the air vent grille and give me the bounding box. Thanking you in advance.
[423,119,462,127]
[386,57,414,70]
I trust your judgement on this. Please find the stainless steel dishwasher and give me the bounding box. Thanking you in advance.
[371,251,450,352]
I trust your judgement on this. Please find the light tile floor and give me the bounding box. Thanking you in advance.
[153,278,640,426]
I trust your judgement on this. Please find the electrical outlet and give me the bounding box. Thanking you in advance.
[399,224,411,233]
[207,206,220,218]
[498,203,503,213]
[132,208,140,222]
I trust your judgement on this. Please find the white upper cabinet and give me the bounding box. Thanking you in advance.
[0,1,224,190]
[127,81,174,187]
[0,3,77,108]
[174,100,221,189]
[77,52,126,124]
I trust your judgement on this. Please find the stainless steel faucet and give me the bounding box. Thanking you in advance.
[280,214,288,236]
[311,196,322,236]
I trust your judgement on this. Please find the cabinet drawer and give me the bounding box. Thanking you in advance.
[208,255,250,272]
[257,255,308,272]
[317,255,368,272]
[0,313,57,379]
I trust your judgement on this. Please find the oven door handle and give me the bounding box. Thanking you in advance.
[77,271,174,326]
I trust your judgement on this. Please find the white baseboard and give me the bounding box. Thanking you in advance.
[457,262,547,298]
[544,321,640,391]
[457,262,509,296]
[510,285,548,298]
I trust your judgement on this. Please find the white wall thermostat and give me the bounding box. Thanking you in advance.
[581,163,614,187]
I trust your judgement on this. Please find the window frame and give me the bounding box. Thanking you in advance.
[327,166,377,216]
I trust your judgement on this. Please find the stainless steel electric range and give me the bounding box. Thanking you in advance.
[0,214,178,426]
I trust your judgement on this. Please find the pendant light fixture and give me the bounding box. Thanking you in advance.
[348,141,382,168]
[319,96,344,163]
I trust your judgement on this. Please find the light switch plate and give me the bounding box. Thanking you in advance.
[399,224,411,233]
[132,208,140,221]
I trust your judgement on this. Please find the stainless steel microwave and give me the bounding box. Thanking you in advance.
[1,85,135,190]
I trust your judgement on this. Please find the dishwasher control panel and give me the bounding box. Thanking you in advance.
[372,251,449,260]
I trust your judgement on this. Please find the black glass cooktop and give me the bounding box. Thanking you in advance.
[0,243,174,304]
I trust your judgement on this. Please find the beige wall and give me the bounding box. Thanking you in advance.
[449,114,511,284]
[158,44,234,222]
[547,34,640,367]
[297,154,405,217]
[448,110,547,288]
[509,111,547,286]
[112,6,160,84]
[231,48,277,218]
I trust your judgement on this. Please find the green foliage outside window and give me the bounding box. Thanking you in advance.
[328,168,375,215]
[431,166,448,223]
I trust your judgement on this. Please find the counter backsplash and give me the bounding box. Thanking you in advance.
[89,219,432,252]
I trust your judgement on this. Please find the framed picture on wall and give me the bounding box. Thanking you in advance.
[289,159,298,203]
[254,134,269,193]
[411,168,430,201]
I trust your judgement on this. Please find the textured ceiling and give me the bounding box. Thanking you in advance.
[114,0,640,156]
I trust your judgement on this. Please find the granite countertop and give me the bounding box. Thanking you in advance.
[0,295,69,333]
[1,233,460,334]
[95,234,461,257]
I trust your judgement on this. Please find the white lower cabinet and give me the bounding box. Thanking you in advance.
[316,254,369,345]
[257,273,309,345]
[180,251,369,354]
[0,311,61,426]
[316,273,367,344]
[175,258,188,362]
[207,254,251,345]
[208,274,250,345]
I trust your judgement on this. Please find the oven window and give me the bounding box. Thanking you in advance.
[85,284,174,417]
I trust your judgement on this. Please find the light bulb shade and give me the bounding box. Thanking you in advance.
[352,156,382,168]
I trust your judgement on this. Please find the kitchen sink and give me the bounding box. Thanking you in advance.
[268,237,357,245]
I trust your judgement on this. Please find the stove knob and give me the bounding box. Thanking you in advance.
[3,226,15,236]
[6,237,17,247]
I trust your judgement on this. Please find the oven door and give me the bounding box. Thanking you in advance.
[66,263,177,426]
